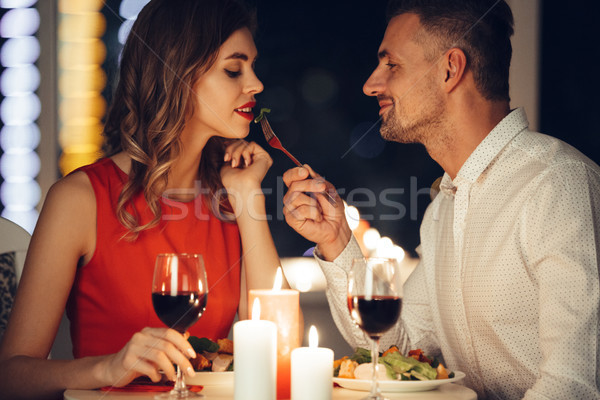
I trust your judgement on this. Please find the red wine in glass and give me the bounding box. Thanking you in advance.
[152,253,207,399]
[152,291,207,334]
[348,257,403,400]
[348,295,402,339]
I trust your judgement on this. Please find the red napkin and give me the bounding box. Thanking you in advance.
[101,377,203,393]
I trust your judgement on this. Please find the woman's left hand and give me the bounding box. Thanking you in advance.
[220,139,273,198]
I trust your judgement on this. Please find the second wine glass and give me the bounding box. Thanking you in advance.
[152,253,208,399]
[348,257,403,400]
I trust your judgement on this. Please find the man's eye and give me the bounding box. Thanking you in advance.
[225,69,241,78]
[386,63,397,69]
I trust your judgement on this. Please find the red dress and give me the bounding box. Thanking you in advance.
[66,158,241,358]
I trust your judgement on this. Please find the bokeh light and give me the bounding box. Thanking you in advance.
[57,0,107,175]
[350,121,386,159]
[0,0,41,232]
[300,68,339,109]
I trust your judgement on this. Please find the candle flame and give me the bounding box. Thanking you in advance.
[251,298,261,320]
[272,266,283,291]
[308,325,319,348]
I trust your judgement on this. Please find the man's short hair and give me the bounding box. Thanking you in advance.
[387,0,514,102]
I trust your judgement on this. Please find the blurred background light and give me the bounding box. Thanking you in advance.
[344,203,360,231]
[0,0,40,232]
[0,0,36,9]
[300,68,338,108]
[0,124,40,151]
[350,121,386,159]
[0,7,39,37]
[0,92,41,123]
[118,0,150,44]
[0,36,39,65]
[57,0,106,175]
[1,64,40,94]
[0,151,40,179]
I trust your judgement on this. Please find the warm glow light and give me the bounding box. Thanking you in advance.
[294,274,312,293]
[362,228,381,251]
[58,12,105,40]
[58,0,104,13]
[345,204,360,231]
[392,245,405,262]
[251,298,261,321]
[375,236,394,257]
[58,0,107,175]
[272,266,283,291]
[308,325,318,348]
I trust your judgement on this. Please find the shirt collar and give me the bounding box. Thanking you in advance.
[439,108,529,196]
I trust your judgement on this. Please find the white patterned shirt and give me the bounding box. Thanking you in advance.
[317,108,600,400]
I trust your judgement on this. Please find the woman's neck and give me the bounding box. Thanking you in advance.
[166,122,211,201]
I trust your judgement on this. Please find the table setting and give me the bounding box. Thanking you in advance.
[63,254,476,400]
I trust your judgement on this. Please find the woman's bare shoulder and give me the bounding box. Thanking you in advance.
[46,170,95,206]
[32,170,97,262]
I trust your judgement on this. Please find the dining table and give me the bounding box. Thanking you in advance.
[64,382,477,399]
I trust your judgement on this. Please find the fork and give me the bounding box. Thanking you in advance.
[259,116,338,206]
[260,116,303,168]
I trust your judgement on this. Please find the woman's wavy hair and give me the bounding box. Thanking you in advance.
[102,0,256,236]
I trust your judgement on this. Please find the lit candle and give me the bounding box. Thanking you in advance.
[249,267,300,399]
[291,326,334,400]
[234,298,277,400]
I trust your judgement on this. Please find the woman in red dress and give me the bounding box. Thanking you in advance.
[0,0,282,397]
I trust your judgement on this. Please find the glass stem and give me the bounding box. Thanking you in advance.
[370,337,381,398]
[173,364,186,394]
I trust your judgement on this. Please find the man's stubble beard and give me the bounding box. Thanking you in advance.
[379,97,451,152]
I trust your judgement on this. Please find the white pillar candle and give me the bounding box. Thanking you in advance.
[234,298,277,400]
[249,267,301,400]
[291,326,334,400]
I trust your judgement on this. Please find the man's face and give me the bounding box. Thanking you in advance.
[363,13,446,146]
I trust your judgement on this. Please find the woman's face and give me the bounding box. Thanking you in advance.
[188,27,263,141]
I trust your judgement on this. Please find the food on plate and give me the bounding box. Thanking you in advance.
[335,357,359,379]
[217,338,234,354]
[188,336,234,372]
[211,354,234,372]
[333,347,454,381]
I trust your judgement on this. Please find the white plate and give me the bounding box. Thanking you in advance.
[185,371,233,386]
[333,371,466,393]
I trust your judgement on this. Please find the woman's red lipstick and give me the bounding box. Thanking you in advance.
[235,101,256,121]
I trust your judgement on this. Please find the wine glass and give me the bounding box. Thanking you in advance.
[152,253,208,399]
[348,257,403,400]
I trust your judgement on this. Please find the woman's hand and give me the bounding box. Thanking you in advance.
[98,327,196,387]
[220,140,273,213]
[221,140,273,190]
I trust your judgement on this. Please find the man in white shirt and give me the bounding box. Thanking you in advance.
[282,1,600,399]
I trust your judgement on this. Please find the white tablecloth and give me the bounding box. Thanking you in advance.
[64,383,477,399]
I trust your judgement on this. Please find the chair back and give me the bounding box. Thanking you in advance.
[0,217,31,338]
[0,217,31,283]
[0,217,73,359]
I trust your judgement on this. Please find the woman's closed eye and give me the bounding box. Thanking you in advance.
[225,69,241,78]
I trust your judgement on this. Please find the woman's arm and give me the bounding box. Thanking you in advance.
[0,172,99,398]
[221,141,284,320]
[0,172,198,399]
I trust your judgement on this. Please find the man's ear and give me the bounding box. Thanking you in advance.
[442,48,467,93]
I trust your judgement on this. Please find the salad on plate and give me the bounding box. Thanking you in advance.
[333,347,465,393]
[334,346,453,381]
